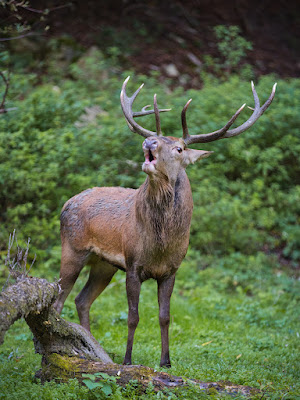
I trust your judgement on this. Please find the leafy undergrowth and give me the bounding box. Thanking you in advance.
[1,251,299,399]
[0,48,300,269]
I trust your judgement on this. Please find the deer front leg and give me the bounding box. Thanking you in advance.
[157,274,175,367]
[123,270,141,365]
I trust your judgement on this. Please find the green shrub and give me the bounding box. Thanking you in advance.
[0,51,299,272]
[213,25,253,76]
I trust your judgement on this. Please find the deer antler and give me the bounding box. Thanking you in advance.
[120,76,171,138]
[182,81,277,145]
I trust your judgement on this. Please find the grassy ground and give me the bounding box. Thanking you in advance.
[0,250,299,399]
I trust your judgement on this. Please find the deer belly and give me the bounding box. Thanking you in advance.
[89,244,126,270]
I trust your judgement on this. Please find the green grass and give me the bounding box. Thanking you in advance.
[1,251,299,399]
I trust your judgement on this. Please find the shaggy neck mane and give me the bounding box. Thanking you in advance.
[136,175,182,247]
[144,175,174,207]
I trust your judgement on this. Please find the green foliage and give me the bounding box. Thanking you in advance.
[184,76,299,265]
[82,372,120,397]
[214,25,253,70]
[0,55,299,271]
[203,25,254,79]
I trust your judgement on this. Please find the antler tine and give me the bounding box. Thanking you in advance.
[183,102,246,145]
[120,76,171,138]
[181,98,193,141]
[222,82,277,139]
[133,105,171,117]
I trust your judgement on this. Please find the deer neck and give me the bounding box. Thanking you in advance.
[144,174,174,207]
[135,170,192,247]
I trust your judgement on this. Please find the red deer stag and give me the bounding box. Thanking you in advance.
[54,77,276,367]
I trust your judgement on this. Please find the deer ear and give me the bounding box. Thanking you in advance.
[184,149,213,166]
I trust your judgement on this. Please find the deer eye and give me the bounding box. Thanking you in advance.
[176,147,182,153]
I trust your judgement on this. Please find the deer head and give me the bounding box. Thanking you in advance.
[141,135,211,182]
[120,76,277,183]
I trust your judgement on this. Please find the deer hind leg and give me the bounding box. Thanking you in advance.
[53,241,89,314]
[75,257,118,332]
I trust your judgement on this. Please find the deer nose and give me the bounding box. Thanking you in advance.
[143,138,158,151]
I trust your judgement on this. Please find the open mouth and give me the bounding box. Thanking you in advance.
[144,149,157,165]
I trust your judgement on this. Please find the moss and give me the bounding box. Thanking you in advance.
[48,354,80,374]
[38,354,82,383]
